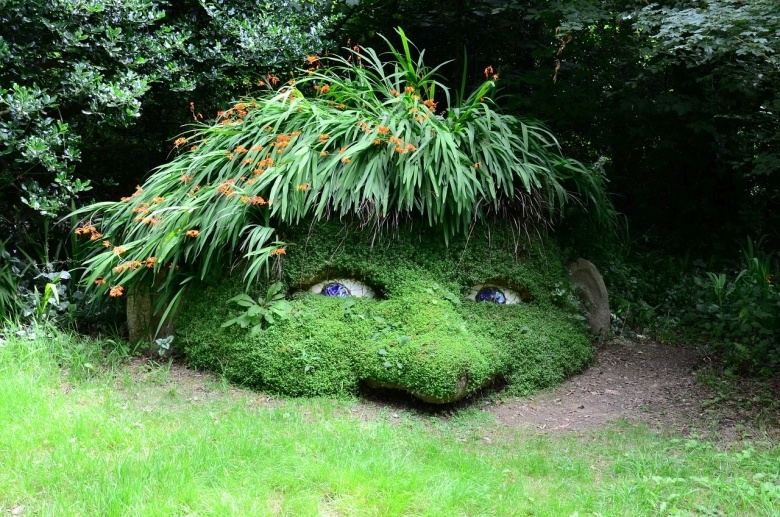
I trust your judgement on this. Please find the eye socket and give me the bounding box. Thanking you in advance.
[309,279,375,298]
[466,284,524,305]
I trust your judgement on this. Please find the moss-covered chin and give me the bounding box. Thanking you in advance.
[177,222,593,403]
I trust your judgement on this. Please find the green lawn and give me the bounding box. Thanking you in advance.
[1,331,779,516]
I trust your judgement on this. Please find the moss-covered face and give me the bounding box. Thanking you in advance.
[179,223,592,403]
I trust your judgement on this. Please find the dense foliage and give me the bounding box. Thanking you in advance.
[0,0,336,323]
[548,0,780,252]
[0,0,335,233]
[336,0,779,254]
[178,221,591,401]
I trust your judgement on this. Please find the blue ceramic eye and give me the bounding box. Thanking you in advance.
[476,286,506,304]
[321,282,351,297]
[310,279,375,298]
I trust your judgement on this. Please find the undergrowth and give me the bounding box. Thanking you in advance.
[596,236,779,374]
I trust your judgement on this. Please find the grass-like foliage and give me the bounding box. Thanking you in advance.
[71,29,611,316]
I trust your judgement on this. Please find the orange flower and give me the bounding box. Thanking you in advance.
[339,147,347,154]
[484,65,494,79]
[341,157,351,164]
[113,246,126,256]
[305,55,319,64]
[114,265,127,274]
[249,195,266,205]
[242,158,253,165]
[94,276,106,285]
[109,286,125,297]
[190,145,198,152]
[320,151,329,156]
[132,202,150,214]
[152,196,164,203]
[372,139,381,145]
[235,145,248,154]
[272,248,286,256]
[102,240,111,248]
[251,145,264,152]
[296,183,310,191]
[145,257,157,268]
[423,99,437,112]
[173,137,187,147]
[473,162,481,169]
[317,84,331,94]
[377,126,390,135]
[217,179,236,196]
[409,107,419,114]
[404,86,415,94]
[89,232,103,241]
[390,89,399,97]
[226,152,234,161]
[180,174,192,183]
[127,260,143,270]
[185,229,199,238]
[120,196,131,202]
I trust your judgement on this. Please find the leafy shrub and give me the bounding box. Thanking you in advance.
[72,29,613,323]
[595,234,779,374]
[1,0,336,226]
[686,238,779,373]
[177,221,592,402]
[0,240,21,321]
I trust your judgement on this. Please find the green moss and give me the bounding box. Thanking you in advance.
[177,222,592,402]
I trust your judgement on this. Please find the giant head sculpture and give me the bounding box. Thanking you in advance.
[177,222,592,403]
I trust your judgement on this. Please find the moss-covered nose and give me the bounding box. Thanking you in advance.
[356,296,498,403]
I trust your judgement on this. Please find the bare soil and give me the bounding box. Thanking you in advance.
[490,337,780,441]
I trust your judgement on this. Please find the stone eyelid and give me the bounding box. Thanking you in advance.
[466,284,524,304]
[309,278,376,298]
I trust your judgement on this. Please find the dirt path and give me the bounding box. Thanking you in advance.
[490,338,780,441]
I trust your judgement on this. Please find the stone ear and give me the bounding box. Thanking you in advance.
[568,259,610,336]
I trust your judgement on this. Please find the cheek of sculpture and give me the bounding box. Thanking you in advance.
[177,223,593,403]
